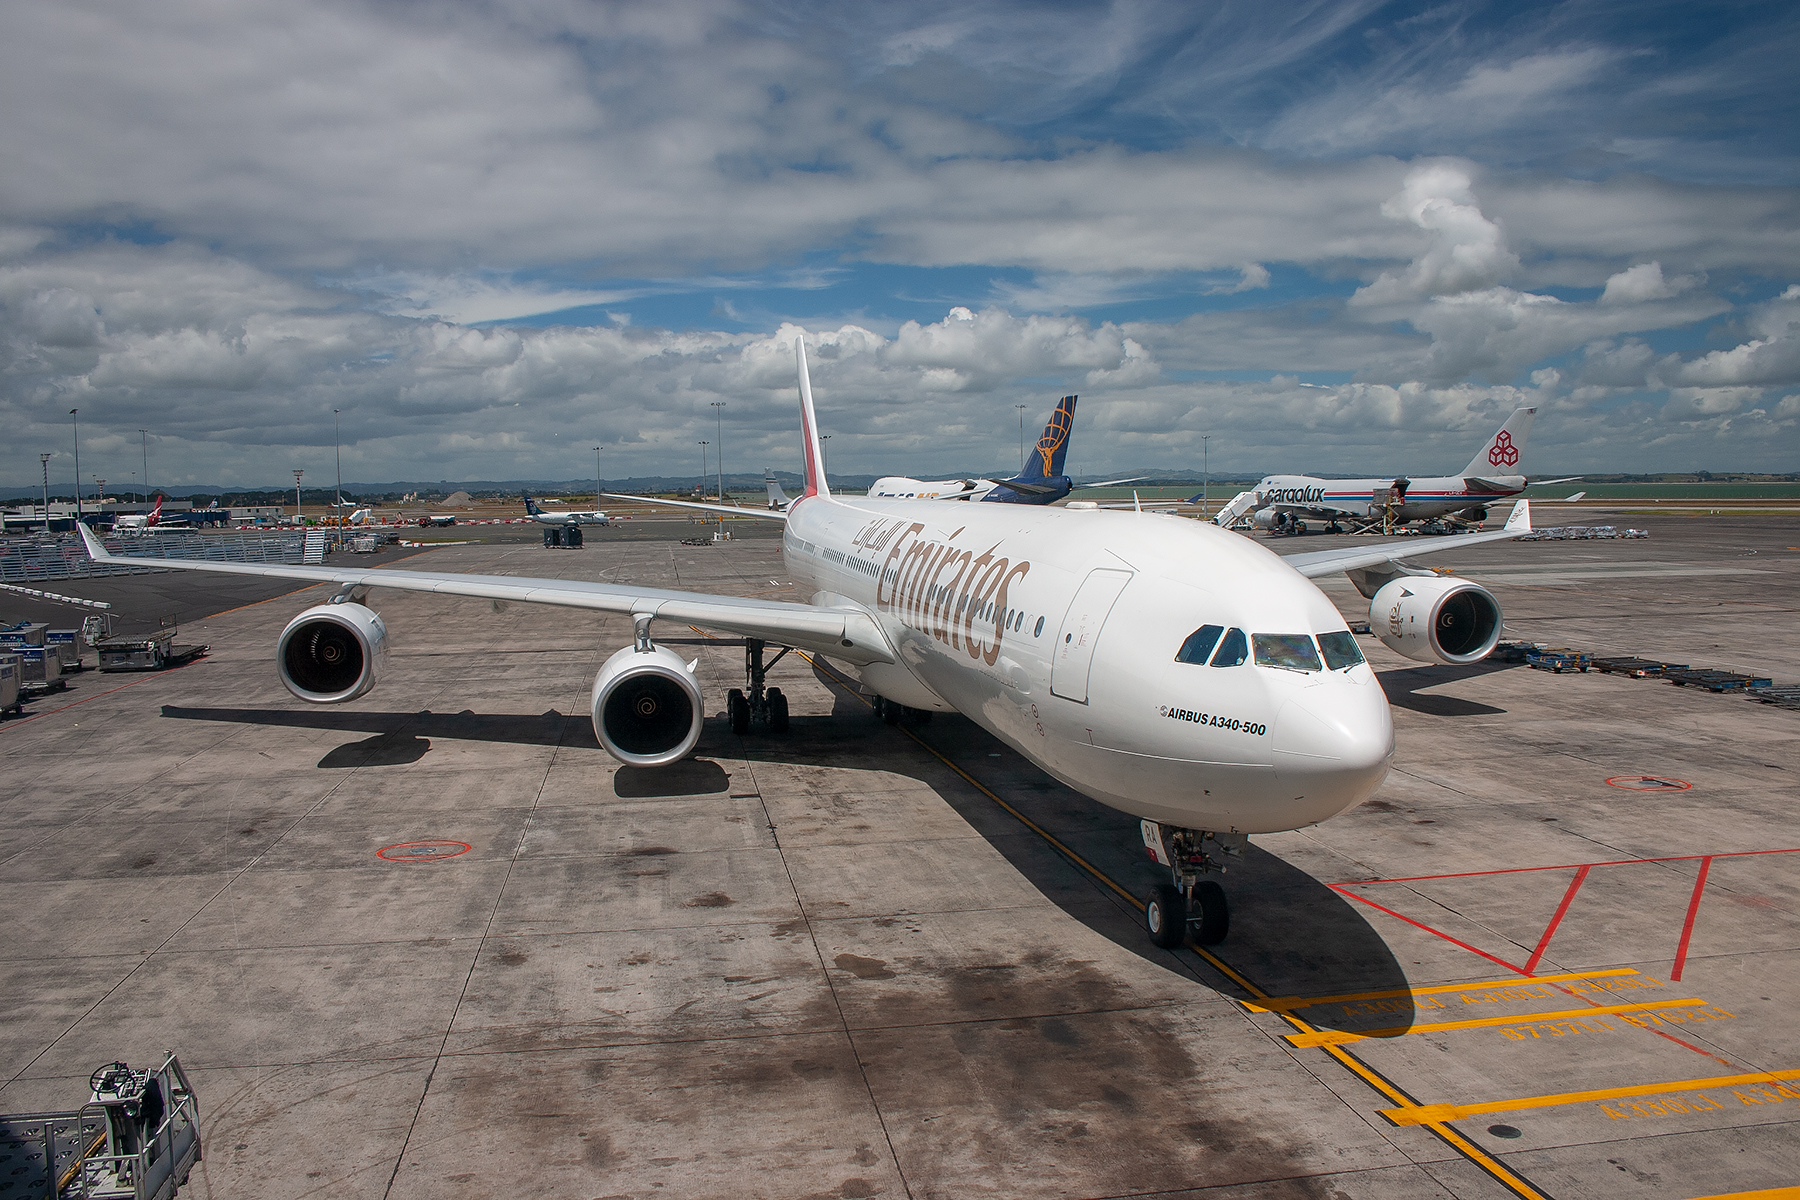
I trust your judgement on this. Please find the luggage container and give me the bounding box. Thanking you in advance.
[46,628,83,671]
[0,653,19,715]
[0,620,49,648]
[16,644,62,682]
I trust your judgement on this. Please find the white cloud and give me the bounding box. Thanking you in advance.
[1352,164,1519,306]
[1600,262,1696,304]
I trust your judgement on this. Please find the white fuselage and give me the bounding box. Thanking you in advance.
[530,510,610,526]
[868,476,996,502]
[1256,472,1525,522]
[779,493,1394,835]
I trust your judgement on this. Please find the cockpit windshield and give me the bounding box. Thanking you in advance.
[1210,627,1249,667]
[1175,625,1223,664]
[1252,633,1322,673]
[1317,630,1366,671]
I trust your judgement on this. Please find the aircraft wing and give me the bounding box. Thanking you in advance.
[981,477,1062,496]
[1532,476,1584,487]
[1074,476,1150,489]
[76,523,892,663]
[1281,500,1532,580]
[600,493,787,522]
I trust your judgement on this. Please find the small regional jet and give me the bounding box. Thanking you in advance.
[111,495,164,531]
[868,395,1142,505]
[1221,407,1579,533]
[84,341,1536,951]
[523,495,611,527]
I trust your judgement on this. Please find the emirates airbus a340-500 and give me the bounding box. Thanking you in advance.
[82,341,1533,949]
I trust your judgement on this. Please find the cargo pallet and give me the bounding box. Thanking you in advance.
[96,631,209,672]
[1526,648,1591,673]
[1747,685,1800,711]
[1593,656,1688,678]
[1664,668,1772,693]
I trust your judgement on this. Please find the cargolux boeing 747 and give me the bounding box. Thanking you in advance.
[1221,407,1578,532]
[83,341,1535,951]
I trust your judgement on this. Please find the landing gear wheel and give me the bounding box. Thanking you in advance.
[728,688,750,734]
[767,687,789,733]
[1191,880,1229,945]
[881,698,902,725]
[1146,885,1188,949]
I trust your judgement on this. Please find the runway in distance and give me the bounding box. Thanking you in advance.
[1218,406,1579,533]
[83,341,1535,948]
[523,495,611,527]
[868,394,1143,505]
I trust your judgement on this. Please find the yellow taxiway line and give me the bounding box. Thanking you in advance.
[1248,968,1644,1012]
[1285,998,1711,1048]
[1381,1067,1800,1126]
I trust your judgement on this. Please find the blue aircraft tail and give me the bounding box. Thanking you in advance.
[1021,395,1076,481]
[523,495,542,515]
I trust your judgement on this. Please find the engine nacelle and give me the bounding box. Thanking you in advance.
[1370,576,1502,665]
[277,602,387,703]
[591,643,703,767]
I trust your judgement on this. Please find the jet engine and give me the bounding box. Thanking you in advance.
[1369,576,1502,665]
[277,602,387,703]
[590,643,703,767]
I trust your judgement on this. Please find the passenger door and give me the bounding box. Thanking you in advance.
[1050,569,1132,703]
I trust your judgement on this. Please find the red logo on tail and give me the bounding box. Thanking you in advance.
[1488,431,1518,468]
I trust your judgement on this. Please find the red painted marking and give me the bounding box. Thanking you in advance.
[1606,775,1692,791]
[1524,864,1590,976]
[1670,856,1713,982]
[1330,887,1526,974]
[1333,846,1800,887]
[377,839,471,863]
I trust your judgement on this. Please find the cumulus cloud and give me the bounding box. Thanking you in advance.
[1352,164,1520,306]
[1600,262,1697,304]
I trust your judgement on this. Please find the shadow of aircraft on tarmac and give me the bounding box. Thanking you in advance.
[1378,660,1515,717]
[162,668,1416,1034]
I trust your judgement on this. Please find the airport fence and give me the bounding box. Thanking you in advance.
[0,531,310,583]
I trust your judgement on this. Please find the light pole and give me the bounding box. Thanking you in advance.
[139,429,149,506]
[94,479,105,514]
[819,434,830,476]
[697,442,708,497]
[1015,405,1028,472]
[40,454,52,534]
[292,470,304,523]
[593,446,603,501]
[710,400,726,501]
[70,409,81,524]
[333,409,343,543]
[1202,434,1211,519]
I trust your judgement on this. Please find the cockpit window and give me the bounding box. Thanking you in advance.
[1175,625,1224,665]
[1317,630,1365,671]
[1253,633,1322,673]
[1210,627,1248,667]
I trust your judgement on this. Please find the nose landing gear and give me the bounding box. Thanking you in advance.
[1141,822,1243,948]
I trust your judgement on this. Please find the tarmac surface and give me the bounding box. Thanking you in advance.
[2,503,1797,1199]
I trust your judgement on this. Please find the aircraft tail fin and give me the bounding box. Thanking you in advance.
[796,339,831,499]
[147,495,162,526]
[1461,407,1535,478]
[764,469,792,510]
[1021,395,1077,480]
[523,495,541,515]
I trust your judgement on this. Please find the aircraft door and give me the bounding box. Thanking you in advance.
[1050,568,1133,703]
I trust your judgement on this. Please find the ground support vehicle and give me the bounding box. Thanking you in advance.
[0,1054,200,1199]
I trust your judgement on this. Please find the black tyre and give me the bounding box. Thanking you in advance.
[882,698,902,725]
[1192,880,1229,945]
[728,688,750,734]
[768,687,789,733]
[1146,884,1187,949]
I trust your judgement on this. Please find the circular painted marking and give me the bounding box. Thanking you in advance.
[1605,775,1692,791]
[377,839,472,862]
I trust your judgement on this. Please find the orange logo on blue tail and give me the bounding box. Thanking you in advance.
[1030,396,1077,478]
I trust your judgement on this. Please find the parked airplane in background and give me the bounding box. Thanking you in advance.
[1218,407,1578,532]
[868,395,1143,505]
[85,341,1536,952]
[417,514,459,527]
[765,470,792,512]
[524,496,611,527]
[111,496,163,531]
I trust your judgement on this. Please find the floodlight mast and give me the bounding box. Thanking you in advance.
[70,409,81,524]
[293,470,304,522]
[40,453,52,534]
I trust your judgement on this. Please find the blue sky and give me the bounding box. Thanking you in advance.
[2,0,1797,488]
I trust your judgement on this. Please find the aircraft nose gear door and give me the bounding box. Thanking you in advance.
[1050,568,1132,703]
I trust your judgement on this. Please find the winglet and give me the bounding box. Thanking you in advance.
[1503,499,1531,533]
[796,338,831,500]
[78,520,115,562]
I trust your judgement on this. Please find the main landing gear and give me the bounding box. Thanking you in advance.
[871,696,932,726]
[1140,822,1245,949]
[727,637,790,735]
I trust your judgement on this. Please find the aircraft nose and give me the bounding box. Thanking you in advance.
[1271,682,1394,820]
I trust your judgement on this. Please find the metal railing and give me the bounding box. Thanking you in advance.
[0,532,310,583]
